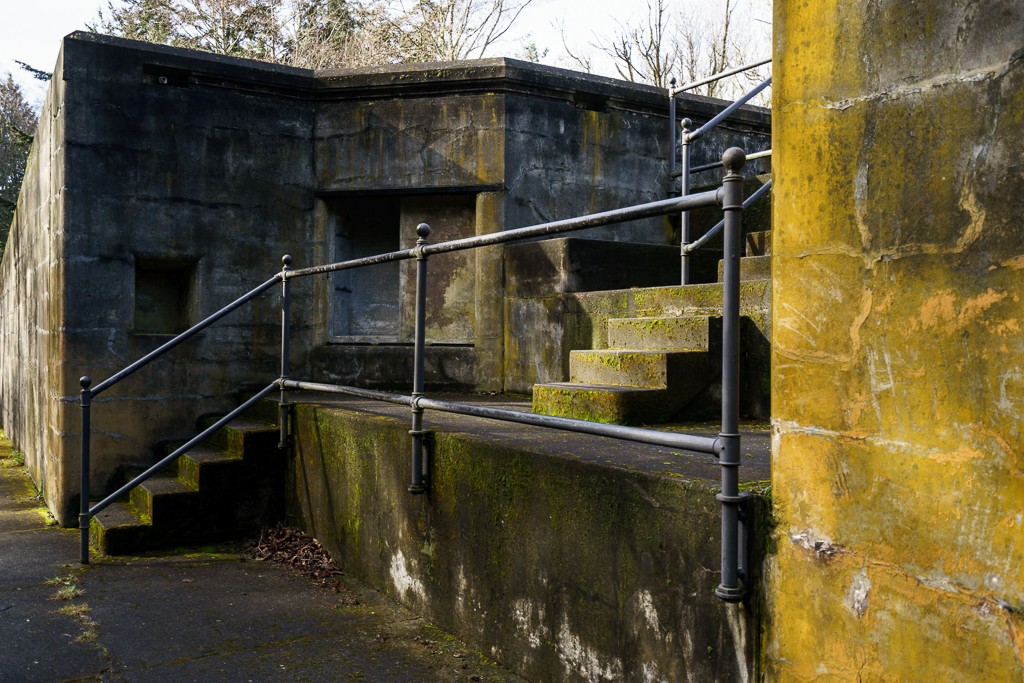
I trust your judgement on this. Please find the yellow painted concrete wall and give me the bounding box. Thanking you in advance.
[768,1,1024,679]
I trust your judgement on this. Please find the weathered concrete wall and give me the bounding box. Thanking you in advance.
[5,34,319,524]
[768,1,1024,678]
[0,36,770,524]
[285,401,762,682]
[0,48,68,510]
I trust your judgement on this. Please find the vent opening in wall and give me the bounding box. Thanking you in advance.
[134,259,194,335]
[143,64,191,87]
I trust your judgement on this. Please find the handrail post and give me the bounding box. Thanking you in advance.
[716,148,747,602]
[668,78,677,184]
[680,118,693,284]
[279,255,292,449]
[79,376,92,565]
[408,223,430,495]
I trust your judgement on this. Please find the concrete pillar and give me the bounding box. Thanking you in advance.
[769,1,1024,678]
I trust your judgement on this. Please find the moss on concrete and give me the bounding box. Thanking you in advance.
[769,1,1024,679]
[285,401,764,681]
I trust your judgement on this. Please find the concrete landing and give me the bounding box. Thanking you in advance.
[286,392,771,486]
[0,437,523,683]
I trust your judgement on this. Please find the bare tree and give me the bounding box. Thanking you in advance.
[382,0,535,62]
[171,0,286,60]
[91,0,533,68]
[600,0,677,88]
[283,0,363,68]
[91,0,177,45]
[595,0,771,101]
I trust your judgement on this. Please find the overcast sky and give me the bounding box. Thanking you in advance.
[1,0,771,108]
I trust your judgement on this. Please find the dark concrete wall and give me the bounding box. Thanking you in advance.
[0,35,770,523]
[0,49,69,511]
[63,36,317,525]
[285,401,761,682]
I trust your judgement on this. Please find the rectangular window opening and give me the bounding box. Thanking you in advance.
[134,259,194,335]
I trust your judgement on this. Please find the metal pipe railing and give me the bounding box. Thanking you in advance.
[79,148,751,602]
[280,380,721,455]
[670,57,771,95]
[673,73,771,284]
[90,274,281,397]
[408,224,430,494]
[286,190,722,280]
[689,148,772,175]
[681,179,773,256]
[684,76,772,145]
[714,149,749,602]
[278,255,292,449]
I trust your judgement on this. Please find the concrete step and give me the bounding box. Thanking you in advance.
[718,254,770,282]
[745,230,771,256]
[90,502,151,555]
[531,383,678,424]
[607,315,720,351]
[199,417,280,457]
[174,444,244,489]
[569,349,714,389]
[576,279,770,320]
[128,474,199,523]
[536,344,720,423]
[90,417,283,557]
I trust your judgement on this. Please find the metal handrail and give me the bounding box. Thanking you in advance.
[285,190,722,280]
[668,58,770,179]
[688,148,771,175]
[85,382,279,519]
[79,148,752,602]
[669,57,771,95]
[685,76,771,144]
[90,275,281,397]
[280,380,721,454]
[682,179,773,256]
[674,71,772,284]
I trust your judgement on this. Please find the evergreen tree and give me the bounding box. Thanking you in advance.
[0,74,38,255]
[91,0,177,45]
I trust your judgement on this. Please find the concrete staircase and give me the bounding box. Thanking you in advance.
[90,418,283,555]
[532,230,772,425]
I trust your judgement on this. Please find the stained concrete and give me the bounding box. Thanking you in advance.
[769,0,1024,679]
[1,32,770,526]
[279,393,770,682]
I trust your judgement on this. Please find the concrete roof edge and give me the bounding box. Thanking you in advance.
[59,33,770,125]
[63,31,318,88]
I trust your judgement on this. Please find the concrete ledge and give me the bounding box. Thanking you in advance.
[284,395,768,681]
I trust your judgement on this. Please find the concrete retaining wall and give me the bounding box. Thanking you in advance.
[285,401,764,682]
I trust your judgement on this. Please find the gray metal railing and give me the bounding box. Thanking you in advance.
[79,149,753,602]
[667,60,771,284]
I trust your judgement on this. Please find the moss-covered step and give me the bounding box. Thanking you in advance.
[531,382,679,424]
[91,502,152,555]
[568,349,714,389]
[198,418,280,457]
[89,419,282,556]
[607,315,721,351]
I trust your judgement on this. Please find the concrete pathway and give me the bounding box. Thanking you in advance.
[0,438,523,683]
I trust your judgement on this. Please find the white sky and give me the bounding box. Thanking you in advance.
[0,0,771,108]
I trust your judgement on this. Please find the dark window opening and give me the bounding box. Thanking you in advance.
[134,259,194,335]
[331,198,402,340]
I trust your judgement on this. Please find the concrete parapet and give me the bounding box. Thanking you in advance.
[284,397,769,682]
